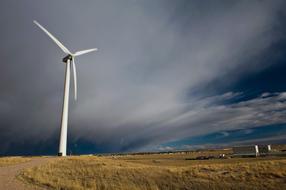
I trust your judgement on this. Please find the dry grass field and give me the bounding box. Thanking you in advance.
[0,157,31,167]
[19,152,286,190]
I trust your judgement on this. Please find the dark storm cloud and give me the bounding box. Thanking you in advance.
[0,0,286,154]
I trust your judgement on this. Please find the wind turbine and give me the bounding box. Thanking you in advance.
[33,20,98,156]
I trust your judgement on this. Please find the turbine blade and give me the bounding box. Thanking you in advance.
[33,20,71,54]
[72,59,77,100]
[74,48,98,56]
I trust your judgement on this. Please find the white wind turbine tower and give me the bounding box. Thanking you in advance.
[34,20,98,156]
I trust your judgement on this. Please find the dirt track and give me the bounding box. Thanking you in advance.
[0,157,53,190]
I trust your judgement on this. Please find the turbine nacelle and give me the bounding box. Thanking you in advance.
[63,54,73,63]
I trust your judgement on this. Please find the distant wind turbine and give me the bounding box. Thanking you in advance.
[33,20,98,156]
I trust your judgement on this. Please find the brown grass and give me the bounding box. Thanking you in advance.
[19,154,286,190]
[0,157,31,167]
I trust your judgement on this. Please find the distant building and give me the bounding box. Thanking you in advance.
[258,145,271,155]
[233,145,259,157]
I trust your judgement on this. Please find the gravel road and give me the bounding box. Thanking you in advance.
[0,157,54,190]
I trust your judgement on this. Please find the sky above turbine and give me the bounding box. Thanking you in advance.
[0,0,286,155]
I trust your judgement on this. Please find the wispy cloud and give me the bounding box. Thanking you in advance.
[140,92,286,151]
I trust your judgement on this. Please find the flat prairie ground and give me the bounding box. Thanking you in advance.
[0,157,31,167]
[19,152,286,190]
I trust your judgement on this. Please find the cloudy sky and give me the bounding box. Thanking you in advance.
[0,0,286,155]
